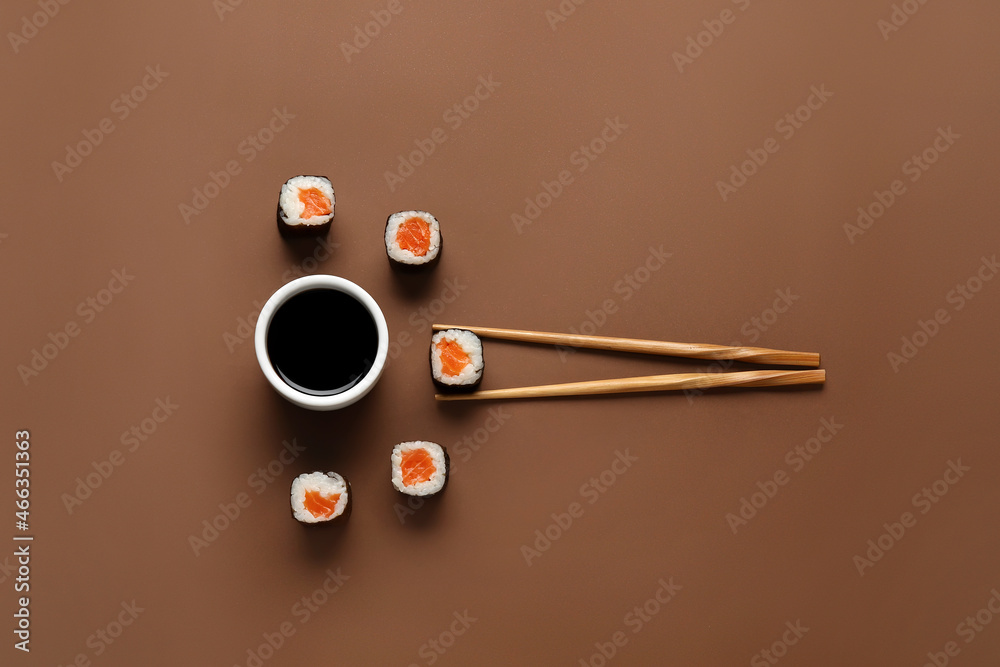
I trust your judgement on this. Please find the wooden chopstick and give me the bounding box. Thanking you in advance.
[434,369,825,401]
[432,324,820,367]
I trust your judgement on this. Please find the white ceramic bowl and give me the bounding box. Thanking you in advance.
[254,275,388,410]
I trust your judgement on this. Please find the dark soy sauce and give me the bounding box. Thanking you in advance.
[266,289,378,396]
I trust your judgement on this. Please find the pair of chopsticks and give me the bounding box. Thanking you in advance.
[432,324,824,401]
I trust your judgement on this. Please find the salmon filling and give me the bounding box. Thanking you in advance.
[303,490,341,518]
[298,188,331,219]
[436,339,471,376]
[400,448,436,487]
[396,217,431,256]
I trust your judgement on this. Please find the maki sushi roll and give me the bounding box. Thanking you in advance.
[384,210,441,267]
[391,441,449,496]
[430,329,484,391]
[290,472,351,524]
[277,175,335,236]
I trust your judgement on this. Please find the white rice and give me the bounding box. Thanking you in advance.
[290,472,349,523]
[279,175,335,226]
[430,329,483,386]
[385,210,441,264]
[391,441,448,496]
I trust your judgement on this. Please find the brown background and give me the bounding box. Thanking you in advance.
[3,0,1000,665]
